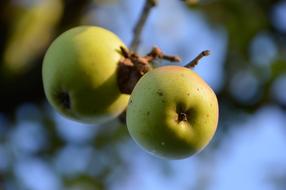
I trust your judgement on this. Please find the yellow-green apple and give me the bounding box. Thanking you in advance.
[3,0,63,75]
[126,65,219,159]
[42,26,129,124]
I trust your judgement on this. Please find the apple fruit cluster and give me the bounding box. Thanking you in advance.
[42,26,219,159]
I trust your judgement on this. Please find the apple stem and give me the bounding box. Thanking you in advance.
[185,50,210,68]
[117,46,180,94]
[130,0,158,52]
[145,47,181,62]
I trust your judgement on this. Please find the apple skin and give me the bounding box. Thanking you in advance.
[42,26,129,124]
[126,65,219,159]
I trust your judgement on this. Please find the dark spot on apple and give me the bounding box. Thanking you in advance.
[187,93,190,96]
[146,111,150,115]
[206,114,209,118]
[57,91,71,109]
[161,100,166,103]
[157,90,163,96]
[197,88,200,91]
[178,112,188,122]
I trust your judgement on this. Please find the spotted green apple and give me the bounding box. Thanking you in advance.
[42,26,129,124]
[127,65,219,159]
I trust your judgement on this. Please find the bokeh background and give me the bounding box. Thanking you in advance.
[1,0,286,189]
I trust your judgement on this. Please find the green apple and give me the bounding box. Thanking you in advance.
[42,26,129,124]
[126,65,219,159]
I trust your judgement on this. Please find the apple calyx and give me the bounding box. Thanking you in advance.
[57,91,71,110]
[176,104,190,122]
[178,112,188,122]
[117,46,181,94]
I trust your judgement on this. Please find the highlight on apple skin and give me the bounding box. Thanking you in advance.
[126,65,219,159]
[42,26,129,124]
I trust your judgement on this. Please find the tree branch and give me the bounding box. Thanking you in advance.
[185,50,210,68]
[130,0,158,51]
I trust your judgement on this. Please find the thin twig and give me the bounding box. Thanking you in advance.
[185,50,210,68]
[145,47,181,62]
[130,0,157,51]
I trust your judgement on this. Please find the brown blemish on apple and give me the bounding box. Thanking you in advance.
[117,47,180,94]
[187,93,190,96]
[146,111,150,115]
[157,90,163,96]
[57,91,71,109]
